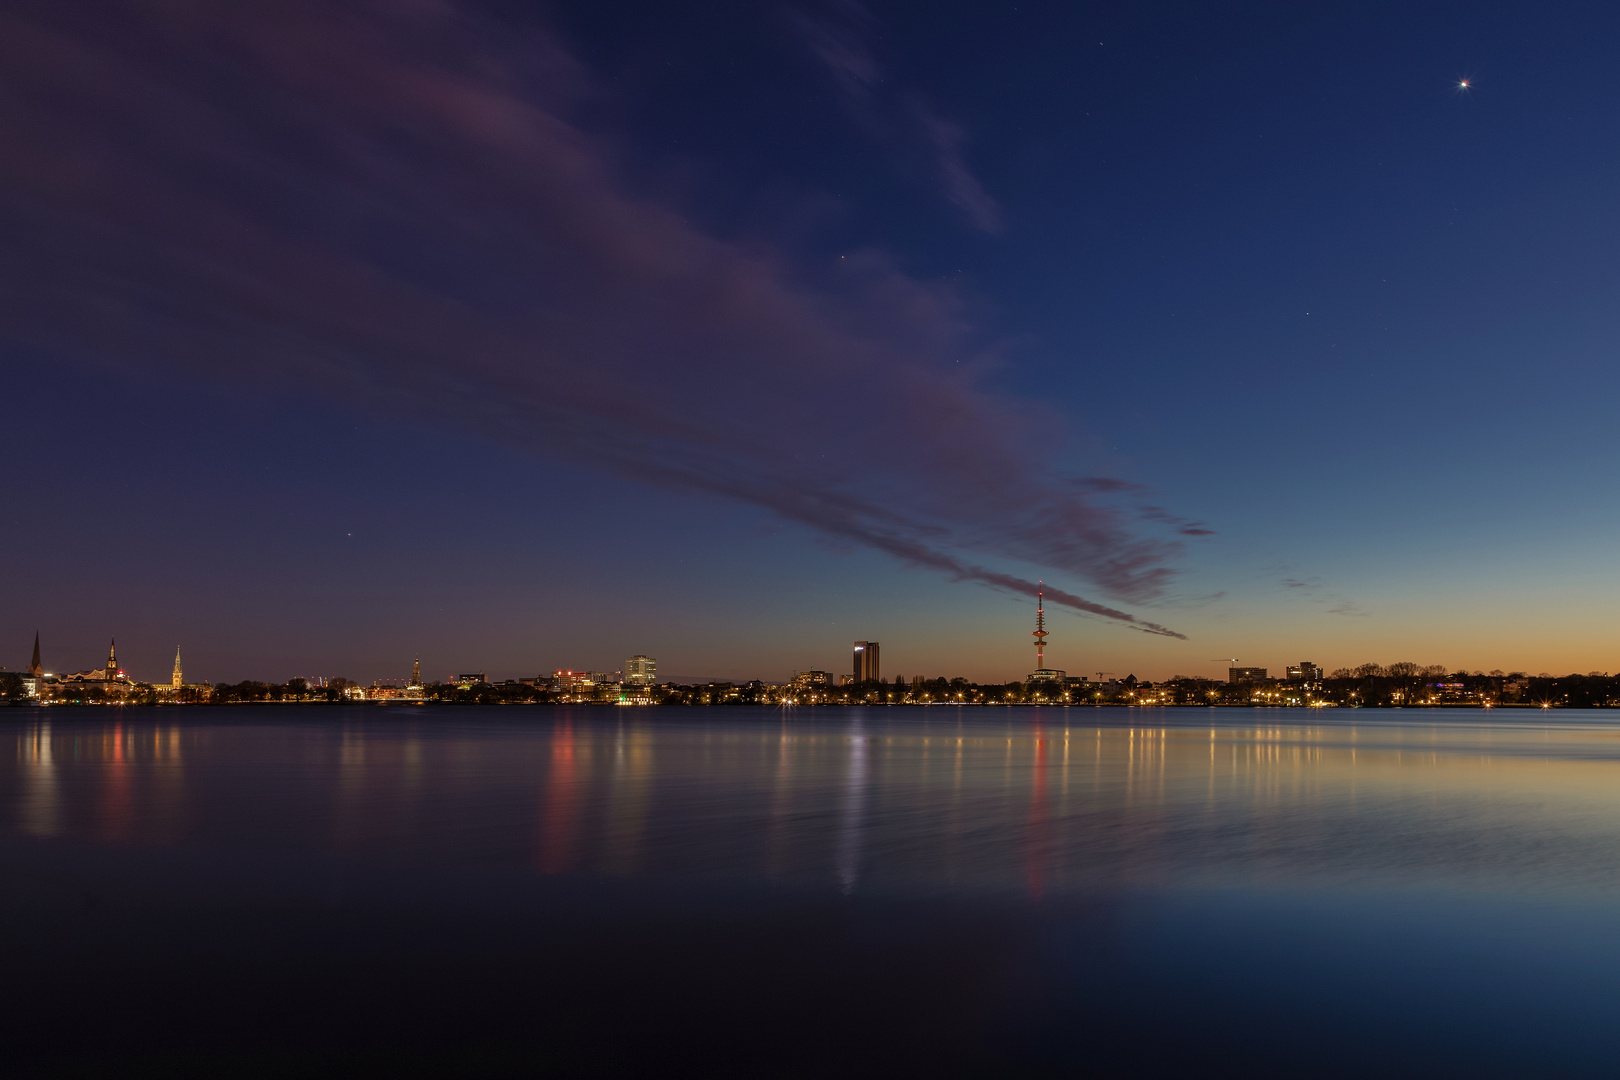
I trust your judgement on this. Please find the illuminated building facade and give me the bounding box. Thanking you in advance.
[1229,666,1268,684]
[625,655,657,686]
[793,670,832,690]
[172,647,183,690]
[853,641,880,683]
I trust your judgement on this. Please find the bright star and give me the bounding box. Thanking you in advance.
[1458,80,1469,88]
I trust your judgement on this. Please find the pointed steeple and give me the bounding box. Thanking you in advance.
[29,632,40,677]
[172,646,183,690]
[106,638,117,679]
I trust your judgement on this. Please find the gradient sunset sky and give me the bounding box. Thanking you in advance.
[5,0,1619,684]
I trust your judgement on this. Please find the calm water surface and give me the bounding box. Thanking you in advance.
[6,705,1620,1076]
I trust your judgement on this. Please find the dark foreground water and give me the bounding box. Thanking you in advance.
[7,706,1620,1077]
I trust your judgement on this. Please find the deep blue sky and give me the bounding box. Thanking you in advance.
[5,0,1619,683]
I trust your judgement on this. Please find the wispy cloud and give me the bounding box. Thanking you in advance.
[1274,572,1366,616]
[789,1,1003,233]
[1139,505,1216,538]
[1077,477,1149,495]
[0,0,1184,636]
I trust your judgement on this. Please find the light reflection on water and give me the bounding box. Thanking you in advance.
[8,705,1620,897]
[13,706,1620,1075]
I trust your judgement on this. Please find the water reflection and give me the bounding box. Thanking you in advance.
[1025,721,1049,898]
[602,720,652,875]
[837,718,866,893]
[7,709,1620,897]
[536,718,581,873]
[19,721,57,837]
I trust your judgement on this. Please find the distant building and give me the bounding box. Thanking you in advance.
[454,672,486,688]
[1229,666,1268,684]
[591,671,621,685]
[1285,661,1323,681]
[29,632,41,677]
[552,670,592,693]
[1028,669,1067,682]
[410,657,422,688]
[793,670,832,690]
[625,655,657,686]
[617,683,654,705]
[853,641,880,683]
[172,647,183,690]
[0,668,40,699]
[59,639,131,692]
[369,671,425,702]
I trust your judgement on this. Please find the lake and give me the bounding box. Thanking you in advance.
[6,705,1620,1076]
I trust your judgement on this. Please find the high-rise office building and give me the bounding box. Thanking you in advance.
[1229,666,1268,684]
[625,655,657,686]
[853,641,880,683]
[1285,662,1322,681]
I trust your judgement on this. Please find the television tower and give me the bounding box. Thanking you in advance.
[1032,582,1049,670]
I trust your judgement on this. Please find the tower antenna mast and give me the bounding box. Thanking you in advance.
[1032,582,1049,670]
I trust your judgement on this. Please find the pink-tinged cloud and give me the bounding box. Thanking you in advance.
[0,0,1184,637]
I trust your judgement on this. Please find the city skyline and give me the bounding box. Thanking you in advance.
[7,624,1601,691]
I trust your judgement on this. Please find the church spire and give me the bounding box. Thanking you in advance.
[172,647,183,690]
[106,638,117,679]
[29,632,40,677]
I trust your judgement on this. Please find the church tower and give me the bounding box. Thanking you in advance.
[29,632,40,677]
[172,647,183,690]
[106,638,118,680]
[410,657,421,687]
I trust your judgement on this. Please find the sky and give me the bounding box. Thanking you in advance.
[4,0,1620,685]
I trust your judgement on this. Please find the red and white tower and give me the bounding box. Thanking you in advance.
[1032,582,1049,670]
